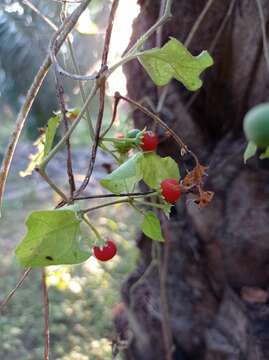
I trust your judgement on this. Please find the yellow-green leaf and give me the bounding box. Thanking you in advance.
[20,115,60,177]
[44,116,60,156]
[15,209,90,267]
[19,135,45,177]
[138,37,213,91]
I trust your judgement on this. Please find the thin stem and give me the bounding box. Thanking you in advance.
[100,93,121,138]
[101,0,120,68]
[156,86,169,113]
[156,0,167,48]
[75,0,120,195]
[75,191,155,200]
[50,0,119,81]
[50,23,97,82]
[0,268,32,311]
[134,199,164,209]
[42,269,50,360]
[67,39,95,140]
[36,169,68,202]
[58,5,76,197]
[99,142,121,162]
[106,53,141,76]
[82,199,131,214]
[75,82,105,193]
[126,0,173,56]
[102,137,137,143]
[186,0,237,111]
[22,0,58,31]
[82,214,103,242]
[107,0,172,76]
[184,0,216,48]
[62,1,95,140]
[53,67,76,197]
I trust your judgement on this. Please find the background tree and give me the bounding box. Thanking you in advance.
[121,1,269,359]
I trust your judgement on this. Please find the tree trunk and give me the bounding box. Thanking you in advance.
[115,1,269,359]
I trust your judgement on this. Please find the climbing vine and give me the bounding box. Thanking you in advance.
[0,0,216,358]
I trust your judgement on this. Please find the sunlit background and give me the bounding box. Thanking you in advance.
[0,1,141,359]
[71,0,140,95]
[107,0,140,94]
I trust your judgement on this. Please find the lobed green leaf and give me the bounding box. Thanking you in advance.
[138,37,213,91]
[15,209,90,267]
[139,152,180,189]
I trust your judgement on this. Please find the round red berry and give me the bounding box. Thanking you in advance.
[160,179,181,204]
[140,131,158,151]
[93,240,117,261]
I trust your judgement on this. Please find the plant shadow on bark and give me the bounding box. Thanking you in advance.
[113,1,269,359]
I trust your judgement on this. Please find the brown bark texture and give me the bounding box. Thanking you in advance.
[114,1,269,359]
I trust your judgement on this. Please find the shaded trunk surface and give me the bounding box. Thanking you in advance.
[115,1,269,359]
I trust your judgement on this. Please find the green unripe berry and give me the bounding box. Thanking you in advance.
[243,103,269,148]
[127,129,141,138]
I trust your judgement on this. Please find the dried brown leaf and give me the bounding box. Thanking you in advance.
[194,190,214,208]
[182,164,208,187]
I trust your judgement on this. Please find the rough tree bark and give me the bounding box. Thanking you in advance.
[115,1,269,359]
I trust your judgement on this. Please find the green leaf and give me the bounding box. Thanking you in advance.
[20,115,60,177]
[141,211,164,241]
[100,153,143,194]
[138,37,213,91]
[15,209,90,267]
[244,141,257,163]
[139,152,180,189]
[19,135,45,177]
[44,115,60,156]
[260,146,269,159]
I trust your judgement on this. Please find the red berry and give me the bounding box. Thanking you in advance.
[140,131,158,151]
[93,240,117,261]
[160,179,181,204]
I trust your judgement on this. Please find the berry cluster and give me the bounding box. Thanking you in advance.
[112,129,158,154]
[111,128,181,203]
[93,129,182,261]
